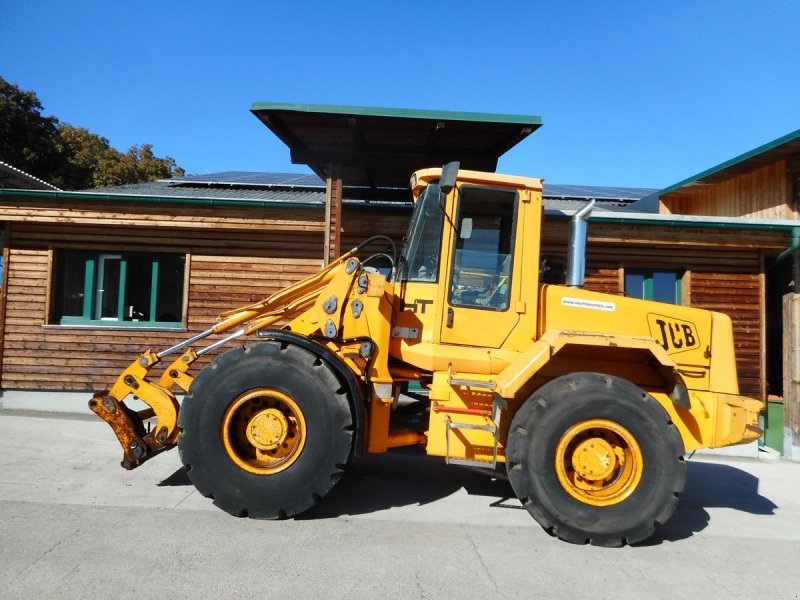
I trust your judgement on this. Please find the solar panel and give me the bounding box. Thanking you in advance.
[544,184,657,201]
[167,172,655,203]
[170,171,325,187]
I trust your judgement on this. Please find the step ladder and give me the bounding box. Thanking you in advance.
[435,378,507,469]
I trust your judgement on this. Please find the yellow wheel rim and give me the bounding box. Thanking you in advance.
[221,389,307,475]
[554,419,643,507]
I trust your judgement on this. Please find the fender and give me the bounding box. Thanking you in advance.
[495,329,691,409]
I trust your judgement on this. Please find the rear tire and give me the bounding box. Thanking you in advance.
[178,341,353,518]
[506,372,686,546]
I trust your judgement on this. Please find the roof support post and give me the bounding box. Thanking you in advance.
[784,291,800,459]
[323,163,343,266]
[0,224,9,387]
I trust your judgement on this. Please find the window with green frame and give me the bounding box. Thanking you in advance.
[624,270,683,305]
[53,251,185,327]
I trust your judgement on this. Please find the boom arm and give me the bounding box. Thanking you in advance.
[89,251,360,469]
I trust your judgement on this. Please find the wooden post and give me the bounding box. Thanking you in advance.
[758,253,767,401]
[785,291,800,458]
[323,163,343,266]
[0,224,9,388]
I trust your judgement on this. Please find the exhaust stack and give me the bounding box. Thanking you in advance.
[566,199,595,287]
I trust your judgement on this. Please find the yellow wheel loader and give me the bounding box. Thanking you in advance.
[90,162,763,546]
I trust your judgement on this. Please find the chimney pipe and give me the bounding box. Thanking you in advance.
[566,199,595,287]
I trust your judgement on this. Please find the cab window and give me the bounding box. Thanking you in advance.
[449,186,517,311]
[399,183,445,282]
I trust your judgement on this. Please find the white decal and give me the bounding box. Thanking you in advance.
[561,297,616,312]
[391,326,421,340]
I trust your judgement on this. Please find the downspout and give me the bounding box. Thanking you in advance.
[774,226,800,265]
[566,199,596,287]
[771,226,800,294]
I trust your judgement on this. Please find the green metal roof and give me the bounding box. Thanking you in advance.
[250,102,542,125]
[660,127,800,196]
[251,102,542,189]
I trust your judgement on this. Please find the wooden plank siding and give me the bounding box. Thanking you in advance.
[1,197,326,391]
[341,205,411,251]
[0,198,325,233]
[661,161,796,219]
[690,272,763,397]
[0,196,786,400]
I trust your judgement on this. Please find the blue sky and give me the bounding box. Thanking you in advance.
[1,0,798,188]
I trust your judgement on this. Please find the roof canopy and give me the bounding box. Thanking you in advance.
[251,103,541,189]
[660,127,800,195]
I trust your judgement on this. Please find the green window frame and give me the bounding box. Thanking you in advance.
[624,269,683,305]
[53,250,185,328]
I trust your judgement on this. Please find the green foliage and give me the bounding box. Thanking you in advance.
[0,76,184,189]
[0,76,61,181]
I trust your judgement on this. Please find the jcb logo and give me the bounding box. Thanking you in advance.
[647,314,700,354]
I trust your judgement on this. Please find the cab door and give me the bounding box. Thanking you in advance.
[440,185,521,348]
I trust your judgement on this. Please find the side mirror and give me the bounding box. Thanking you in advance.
[439,161,460,195]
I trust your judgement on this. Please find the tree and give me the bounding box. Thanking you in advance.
[130,144,184,182]
[57,126,185,189]
[0,76,184,189]
[0,76,61,180]
[56,124,114,189]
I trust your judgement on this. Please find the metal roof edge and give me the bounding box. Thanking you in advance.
[658,127,800,197]
[545,208,799,231]
[250,102,542,125]
[0,161,61,191]
[0,188,323,210]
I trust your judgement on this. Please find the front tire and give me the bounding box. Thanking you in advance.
[178,341,353,518]
[506,372,686,546]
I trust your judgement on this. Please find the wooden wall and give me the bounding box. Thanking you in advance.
[341,204,411,250]
[690,271,763,397]
[0,196,787,400]
[662,161,795,219]
[0,198,325,392]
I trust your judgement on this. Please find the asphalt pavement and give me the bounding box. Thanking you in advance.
[0,411,798,600]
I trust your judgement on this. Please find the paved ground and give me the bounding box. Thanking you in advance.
[0,411,798,600]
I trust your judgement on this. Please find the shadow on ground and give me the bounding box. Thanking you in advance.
[157,454,778,542]
[156,449,519,515]
[299,450,520,519]
[158,467,192,487]
[643,460,777,544]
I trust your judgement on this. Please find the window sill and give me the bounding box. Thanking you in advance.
[43,324,189,333]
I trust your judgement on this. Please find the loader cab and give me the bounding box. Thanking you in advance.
[392,166,544,371]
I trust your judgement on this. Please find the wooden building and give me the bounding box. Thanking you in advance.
[0,175,653,399]
[0,106,797,458]
[653,127,800,458]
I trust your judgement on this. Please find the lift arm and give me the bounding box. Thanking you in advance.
[90,252,361,469]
